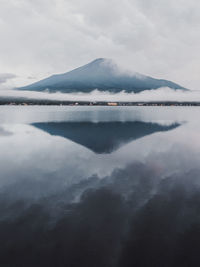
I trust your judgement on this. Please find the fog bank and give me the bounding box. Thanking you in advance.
[0,88,200,102]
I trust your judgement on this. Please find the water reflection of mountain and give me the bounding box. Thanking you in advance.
[33,121,180,154]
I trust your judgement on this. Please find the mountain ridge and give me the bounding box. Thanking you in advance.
[18,58,186,93]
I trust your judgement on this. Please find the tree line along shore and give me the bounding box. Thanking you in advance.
[0,99,199,106]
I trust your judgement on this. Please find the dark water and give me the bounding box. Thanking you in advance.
[0,106,200,267]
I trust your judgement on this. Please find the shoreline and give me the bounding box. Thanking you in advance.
[0,99,200,106]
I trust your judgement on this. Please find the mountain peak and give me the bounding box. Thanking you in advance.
[88,58,113,67]
[18,59,186,93]
[91,58,107,63]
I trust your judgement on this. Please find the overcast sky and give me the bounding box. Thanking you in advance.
[0,0,200,89]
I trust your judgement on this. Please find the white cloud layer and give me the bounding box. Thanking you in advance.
[0,0,200,89]
[1,88,200,102]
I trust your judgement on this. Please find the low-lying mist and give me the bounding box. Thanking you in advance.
[0,87,200,102]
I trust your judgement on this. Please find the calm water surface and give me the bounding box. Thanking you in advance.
[0,106,200,267]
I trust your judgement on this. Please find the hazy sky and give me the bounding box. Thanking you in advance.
[0,0,200,89]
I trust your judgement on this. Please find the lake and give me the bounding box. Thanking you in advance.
[0,106,200,267]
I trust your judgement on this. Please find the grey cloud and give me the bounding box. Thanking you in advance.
[0,0,200,90]
[0,126,12,136]
[0,73,16,84]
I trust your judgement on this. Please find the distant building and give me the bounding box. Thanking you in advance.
[107,102,118,106]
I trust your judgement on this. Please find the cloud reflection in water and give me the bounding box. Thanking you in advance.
[0,107,199,266]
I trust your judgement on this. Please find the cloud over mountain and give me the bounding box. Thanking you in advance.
[18,58,185,93]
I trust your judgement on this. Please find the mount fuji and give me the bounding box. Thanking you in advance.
[18,58,186,93]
